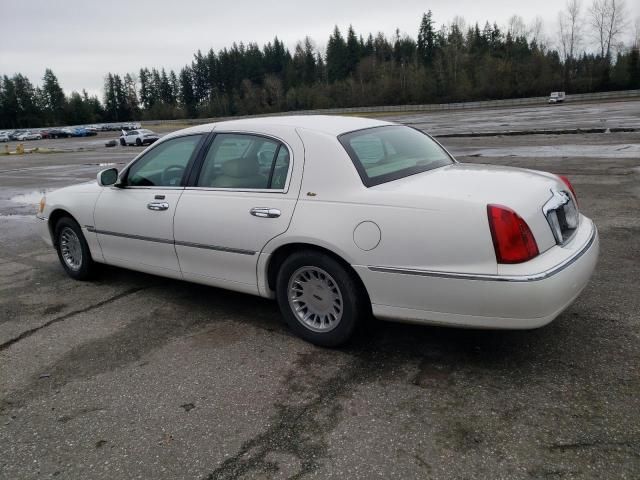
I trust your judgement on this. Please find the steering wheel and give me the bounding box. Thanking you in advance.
[162,164,186,186]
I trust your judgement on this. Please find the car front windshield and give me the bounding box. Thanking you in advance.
[339,125,453,187]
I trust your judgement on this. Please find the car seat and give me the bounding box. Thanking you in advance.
[209,156,267,188]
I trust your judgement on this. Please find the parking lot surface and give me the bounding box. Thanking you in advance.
[1,101,639,479]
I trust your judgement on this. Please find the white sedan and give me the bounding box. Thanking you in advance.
[37,116,598,346]
[119,129,160,146]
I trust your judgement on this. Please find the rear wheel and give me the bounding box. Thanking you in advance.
[276,251,365,347]
[54,217,96,280]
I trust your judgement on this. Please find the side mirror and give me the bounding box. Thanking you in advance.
[97,167,119,187]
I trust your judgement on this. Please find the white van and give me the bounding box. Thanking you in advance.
[549,91,566,103]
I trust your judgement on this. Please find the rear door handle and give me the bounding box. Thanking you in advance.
[147,201,169,211]
[250,207,281,218]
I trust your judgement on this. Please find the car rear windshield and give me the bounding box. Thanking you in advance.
[339,126,453,187]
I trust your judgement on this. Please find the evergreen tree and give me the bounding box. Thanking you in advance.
[179,66,197,117]
[629,47,640,88]
[1,76,19,128]
[159,68,174,104]
[417,11,436,65]
[103,73,117,121]
[139,68,152,109]
[1,12,640,127]
[41,69,66,125]
[327,26,349,81]
[346,25,361,74]
[112,74,128,120]
[124,73,140,118]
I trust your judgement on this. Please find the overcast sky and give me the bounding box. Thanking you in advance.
[1,0,638,97]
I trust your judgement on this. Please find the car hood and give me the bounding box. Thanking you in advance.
[45,181,102,208]
[370,163,570,252]
[49,181,101,196]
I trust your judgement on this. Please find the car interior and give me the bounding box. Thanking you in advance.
[198,135,290,190]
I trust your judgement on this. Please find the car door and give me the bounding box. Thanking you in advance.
[93,133,206,278]
[173,130,303,294]
[125,131,136,145]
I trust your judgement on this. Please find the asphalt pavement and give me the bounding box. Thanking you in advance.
[1,101,639,479]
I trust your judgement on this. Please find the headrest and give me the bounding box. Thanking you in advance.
[221,157,259,177]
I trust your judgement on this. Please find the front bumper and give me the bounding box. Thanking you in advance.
[36,214,53,247]
[356,218,599,329]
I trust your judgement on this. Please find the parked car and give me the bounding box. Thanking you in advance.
[71,127,97,137]
[9,130,27,140]
[36,116,598,346]
[16,131,42,141]
[119,129,159,146]
[548,91,566,103]
[49,128,73,139]
[0,132,9,142]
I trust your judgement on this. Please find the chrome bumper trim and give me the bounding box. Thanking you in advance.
[368,224,597,283]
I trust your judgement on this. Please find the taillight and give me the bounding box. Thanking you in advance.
[558,175,578,205]
[487,204,539,264]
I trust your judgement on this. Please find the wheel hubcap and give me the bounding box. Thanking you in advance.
[287,266,343,332]
[60,227,82,271]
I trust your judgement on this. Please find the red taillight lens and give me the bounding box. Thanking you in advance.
[558,175,578,205]
[487,204,539,264]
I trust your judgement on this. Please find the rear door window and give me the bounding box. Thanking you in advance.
[196,134,289,190]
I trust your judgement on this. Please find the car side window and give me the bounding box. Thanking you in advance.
[197,134,289,190]
[126,135,203,187]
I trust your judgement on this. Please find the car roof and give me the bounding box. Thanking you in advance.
[165,115,392,138]
[213,115,393,135]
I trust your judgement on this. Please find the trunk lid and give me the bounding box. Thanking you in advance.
[371,163,575,253]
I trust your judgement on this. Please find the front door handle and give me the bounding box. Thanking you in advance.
[147,201,169,211]
[250,207,281,218]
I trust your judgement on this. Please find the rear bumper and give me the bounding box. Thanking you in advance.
[356,218,599,329]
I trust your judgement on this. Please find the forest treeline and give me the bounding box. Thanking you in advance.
[1,7,639,128]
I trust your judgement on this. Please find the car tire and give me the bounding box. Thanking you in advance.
[276,250,366,347]
[120,138,126,146]
[54,217,96,281]
[135,138,142,146]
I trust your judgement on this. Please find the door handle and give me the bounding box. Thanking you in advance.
[250,207,281,218]
[147,201,169,211]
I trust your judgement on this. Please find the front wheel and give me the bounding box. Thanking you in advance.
[54,217,96,280]
[276,251,366,347]
[135,138,142,146]
[120,138,126,146]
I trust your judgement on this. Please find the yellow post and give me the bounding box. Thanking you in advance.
[17,144,24,154]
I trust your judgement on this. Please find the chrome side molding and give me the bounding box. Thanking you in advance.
[85,226,255,256]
